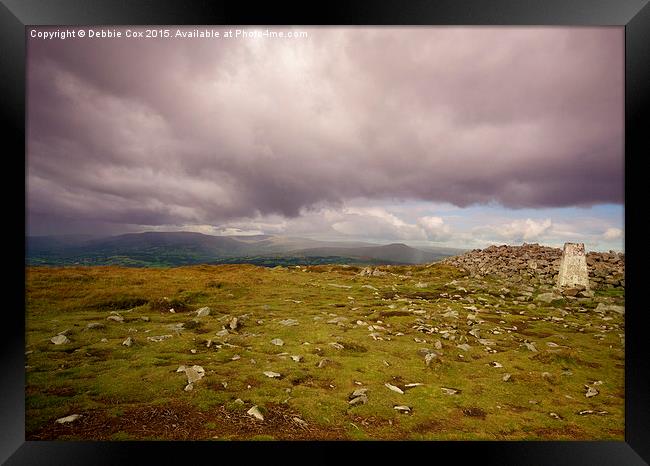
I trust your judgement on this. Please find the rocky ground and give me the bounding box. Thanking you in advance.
[25,256,624,440]
[441,243,624,289]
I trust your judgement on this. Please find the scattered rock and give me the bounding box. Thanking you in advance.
[524,342,538,352]
[185,365,205,383]
[502,373,512,382]
[263,371,281,378]
[578,409,608,416]
[491,361,503,368]
[271,338,284,346]
[424,352,438,366]
[393,405,412,414]
[196,307,211,317]
[279,319,299,326]
[441,387,460,395]
[229,317,239,330]
[535,293,562,304]
[147,335,173,342]
[85,322,105,330]
[350,388,368,398]
[122,337,133,347]
[50,335,69,345]
[585,385,599,398]
[55,414,82,424]
[457,344,471,352]
[317,358,335,368]
[595,303,625,315]
[106,315,124,322]
[292,417,308,428]
[290,355,303,362]
[329,342,344,350]
[404,383,424,388]
[384,383,404,394]
[215,329,229,337]
[327,317,348,324]
[348,395,368,406]
[247,405,264,421]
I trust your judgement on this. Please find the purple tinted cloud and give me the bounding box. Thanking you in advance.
[27,27,623,234]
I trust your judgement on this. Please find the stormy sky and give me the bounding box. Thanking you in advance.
[27,27,624,251]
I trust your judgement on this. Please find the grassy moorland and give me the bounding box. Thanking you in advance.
[25,263,624,440]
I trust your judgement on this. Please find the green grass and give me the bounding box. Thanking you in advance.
[25,263,624,440]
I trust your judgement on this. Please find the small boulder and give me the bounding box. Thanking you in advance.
[50,335,70,345]
[55,414,82,424]
[247,405,264,421]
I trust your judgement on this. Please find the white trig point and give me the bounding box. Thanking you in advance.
[557,243,590,290]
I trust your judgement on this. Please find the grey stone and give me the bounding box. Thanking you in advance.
[279,319,299,326]
[185,365,205,384]
[263,371,281,378]
[595,303,624,315]
[535,292,562,304]
[384,383,404,394]
[50,335,70,345]
[348,395,368,406]
[196,307,211,317]
[441,387,460,395]
[55,414,82,424]
[147,334,173,342]
[106,315,124,322]
[271,338,284,346]
[317,358,334,368]
[229,317,238,330]
[327,317,348,324]
[122,337,133,347]
[292,417,308,427]
[85,322,105,330]
[524,342,538,352]
[247,405,264,421]
[424,352,438,366]
[393,405,412,413]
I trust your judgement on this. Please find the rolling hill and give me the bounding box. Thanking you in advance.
[26,231,465,267]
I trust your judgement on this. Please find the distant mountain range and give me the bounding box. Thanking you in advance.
[26,231,466,267]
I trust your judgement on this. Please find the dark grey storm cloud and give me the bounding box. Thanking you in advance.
[27,27,623,234]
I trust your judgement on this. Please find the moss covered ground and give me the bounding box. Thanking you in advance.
[25,263,624,440]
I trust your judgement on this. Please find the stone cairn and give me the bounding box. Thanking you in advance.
[440,242,624,290]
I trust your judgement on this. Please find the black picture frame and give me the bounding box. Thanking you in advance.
[2,0,648,464]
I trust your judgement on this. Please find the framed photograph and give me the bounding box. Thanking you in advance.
[2,0,648,464]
